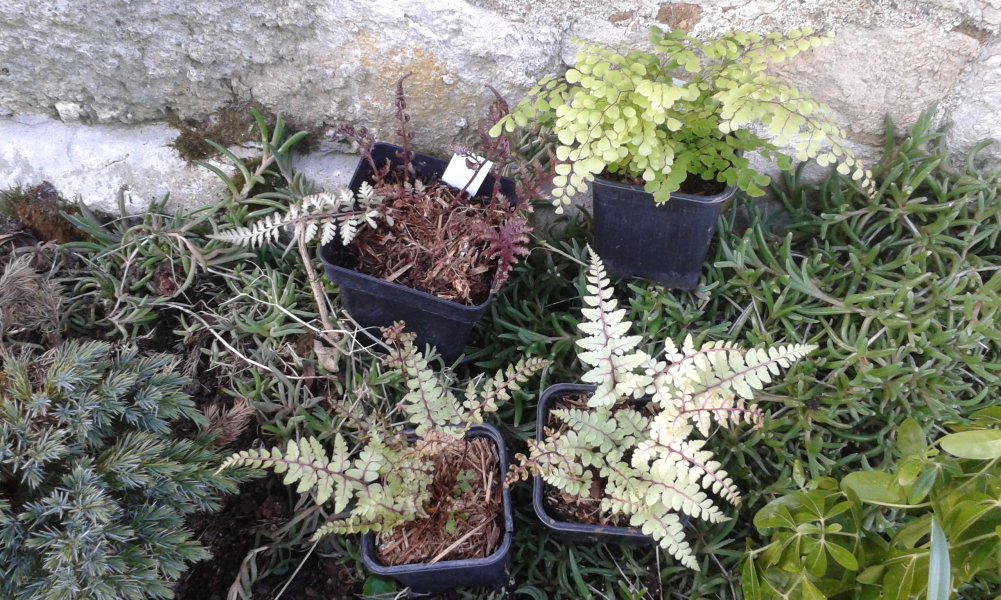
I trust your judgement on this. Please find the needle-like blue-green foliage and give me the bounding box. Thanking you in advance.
[493,27,874,210]
[0,341,242,600]
[220,326,548,540]
[516,249,814,569]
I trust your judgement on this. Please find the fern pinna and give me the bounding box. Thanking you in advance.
[514,249,814,569]
[220,326,548,540]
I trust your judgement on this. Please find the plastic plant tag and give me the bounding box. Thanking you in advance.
[441,152,494,196]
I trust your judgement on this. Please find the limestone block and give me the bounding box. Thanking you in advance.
[779,25,981,139]
[946,39,1001,161]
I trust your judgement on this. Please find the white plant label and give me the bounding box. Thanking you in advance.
[441,152,493,196]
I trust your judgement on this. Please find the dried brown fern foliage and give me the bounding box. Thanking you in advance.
[0,182,83,244]
[335,78,554,305]
[202,398,256,448]
[349,182,520,305]
[0,254,61,341]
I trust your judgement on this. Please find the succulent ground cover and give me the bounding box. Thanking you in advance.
[0,108,998,599]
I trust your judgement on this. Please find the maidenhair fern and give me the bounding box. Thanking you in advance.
[493,27,875,210]
[220,326,547,539]
[514,249,814,569]
[210,181,389,248]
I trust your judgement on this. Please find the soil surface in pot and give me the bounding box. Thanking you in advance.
[334,168,524,306]
[542,392,650,527]
[600,169,726,197]
[375,436,504,566]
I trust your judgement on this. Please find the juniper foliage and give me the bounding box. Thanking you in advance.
[0,341,243,600]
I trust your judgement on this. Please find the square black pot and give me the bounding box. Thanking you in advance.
[360,423,513,594]
[533,383,654,545]
[319,143,516,363]
[592,177,737,290]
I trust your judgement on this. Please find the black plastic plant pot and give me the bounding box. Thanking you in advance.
[591,176,737,290]
[360,423,514,594]
[319,143,516,363]
[533,383,654,545]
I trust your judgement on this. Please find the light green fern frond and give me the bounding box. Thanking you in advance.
[463,357,550,424]
[577,248,651,407]
[524,438,594,497]
[633,433,741,505]
[220,434,368,513]
[390,339,463,438]
[651,336,815,436]
[221,434,430,538]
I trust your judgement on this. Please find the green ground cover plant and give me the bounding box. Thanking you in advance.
[477,108,1001,597]
[743,414,1001,599]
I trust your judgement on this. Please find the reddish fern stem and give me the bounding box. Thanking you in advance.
[395,73,413,185]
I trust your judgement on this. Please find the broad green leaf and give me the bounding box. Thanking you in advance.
[970,406,1001,424]
[927,518,951,600]
[939,430,1001,459]
[826,542,859,571]
[857,565,885,585]
[883,556,920,600]
[896,418,926,456]
[741,552,762,600]
[943,501,997,540]
[754,499,799,530]
[841,471,904,505]
[362,575,396,596]
[825,501,852,520]
[908,468,938,505]
[896,514,932,548]
[800,575,826,600]
[803,538,827,577]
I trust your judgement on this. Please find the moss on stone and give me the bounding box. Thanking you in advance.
[169,101,315,163]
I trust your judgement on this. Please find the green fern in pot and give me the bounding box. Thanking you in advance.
[493,27,874,287]
[495,26,873,206]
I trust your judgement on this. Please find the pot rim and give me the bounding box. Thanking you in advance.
[593,175,738,206]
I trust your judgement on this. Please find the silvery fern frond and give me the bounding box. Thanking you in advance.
[521,249,815,571]
[577,248,651,407]
[210,184,387,248]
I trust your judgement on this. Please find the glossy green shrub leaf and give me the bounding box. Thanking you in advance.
[896,418,926,457]
[826,543,859,571]
[939,430,1001,459]
[841,472,903,505]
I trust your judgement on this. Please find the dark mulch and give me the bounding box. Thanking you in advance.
[346,178,514,306]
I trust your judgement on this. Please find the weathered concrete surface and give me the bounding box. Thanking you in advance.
[774,25,981,140]
[0,116,360,213]
[0,0,999,209]
[0,116,226,213]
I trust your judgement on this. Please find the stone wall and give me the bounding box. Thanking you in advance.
[1,0,999,211]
